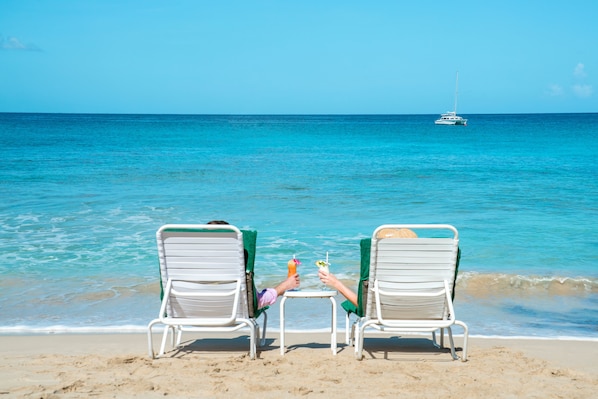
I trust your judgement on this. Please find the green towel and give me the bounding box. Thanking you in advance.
[452,248,461,301]
[341,238,371,317]
[241,230,268,318]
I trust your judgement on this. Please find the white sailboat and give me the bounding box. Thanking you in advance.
[435,72,467,126]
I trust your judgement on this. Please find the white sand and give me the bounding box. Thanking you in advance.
[1,332,596,398]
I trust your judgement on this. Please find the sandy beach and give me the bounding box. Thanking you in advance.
[1,331,596,398]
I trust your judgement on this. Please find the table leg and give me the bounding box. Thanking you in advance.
[279,296,287,355]
[329,296,337,355]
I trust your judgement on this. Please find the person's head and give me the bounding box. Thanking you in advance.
[376,228,417,239]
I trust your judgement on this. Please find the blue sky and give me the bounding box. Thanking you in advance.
[1,1,596,114]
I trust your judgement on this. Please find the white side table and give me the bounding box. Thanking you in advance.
[279,290,338,355]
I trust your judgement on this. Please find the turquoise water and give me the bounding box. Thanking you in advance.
[1,113,597,337]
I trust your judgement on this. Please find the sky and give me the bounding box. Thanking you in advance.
[1,1,597,115]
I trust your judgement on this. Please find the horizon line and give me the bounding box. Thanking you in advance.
[1,111,597,116]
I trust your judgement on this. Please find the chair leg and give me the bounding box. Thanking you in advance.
[345,313,358,346]
[159,326,172,357]
[260,312,268,347]
[175,326,183,347]
[447,327,458,360]
[432,328,446,349]
[355,324,365,360]
[147,319,158,359]
[249,322,257,360]
[455,320,469,361]
[345,313,352,345]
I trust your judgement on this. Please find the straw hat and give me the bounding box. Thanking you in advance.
[376,228,418,239]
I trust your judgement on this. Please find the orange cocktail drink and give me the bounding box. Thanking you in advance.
[287,258,300,277]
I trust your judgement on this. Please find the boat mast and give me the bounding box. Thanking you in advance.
[454,71,459,114]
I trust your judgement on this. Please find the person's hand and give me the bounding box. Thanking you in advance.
[276,273,300,295]
[318,269,338,288]
[287,273,300,290]
[318,269,358,307]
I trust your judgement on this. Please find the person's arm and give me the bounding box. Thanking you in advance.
[256,273,300,309]
[318,269,357,307]
[257,288,278,309]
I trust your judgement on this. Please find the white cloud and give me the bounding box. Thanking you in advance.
[0,36,41,51]
[573,84,593,98]
[574,63,587,79]
[547,84,564,97]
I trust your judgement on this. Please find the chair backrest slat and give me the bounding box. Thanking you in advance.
[367,225,459,321]
[157,225,248,321]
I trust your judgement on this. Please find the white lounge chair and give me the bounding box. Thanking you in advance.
[354,224,468,361]
[147,224,264,359]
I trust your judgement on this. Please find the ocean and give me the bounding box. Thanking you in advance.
[1,113,597,338]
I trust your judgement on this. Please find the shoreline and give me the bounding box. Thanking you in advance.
[1,332,597,398]
[1,325,597,342]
